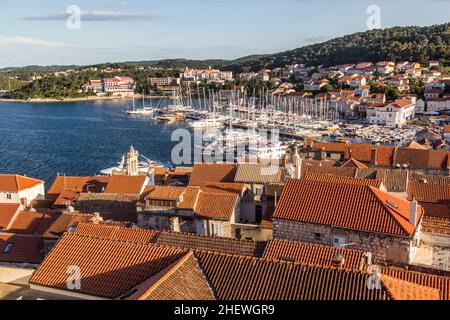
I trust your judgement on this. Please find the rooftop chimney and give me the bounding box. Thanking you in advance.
[91,212,104,225]
[170,216,181,232]
[370,148,378,166]
[409,197,418,226]
[332,254,346,268]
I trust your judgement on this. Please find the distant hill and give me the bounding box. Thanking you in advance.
[221,23,450,72]
[1,23,448,74]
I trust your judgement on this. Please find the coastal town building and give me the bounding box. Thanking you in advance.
[148,77,180,87]
[82,76,135,96]
[0,175,45,206]
[273,179,423,265]
[180,67,233,84]
[366,98,416,128]
[24,223,442,300]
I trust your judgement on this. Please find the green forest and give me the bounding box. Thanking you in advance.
[2,22,449,99]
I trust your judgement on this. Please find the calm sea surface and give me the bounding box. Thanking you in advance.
[0,99,190,185]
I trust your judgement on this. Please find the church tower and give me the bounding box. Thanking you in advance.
[126,145,139,176]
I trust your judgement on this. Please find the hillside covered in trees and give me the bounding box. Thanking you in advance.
[221,23,450,72]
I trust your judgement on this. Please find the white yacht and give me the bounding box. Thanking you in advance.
[190,118,223,128]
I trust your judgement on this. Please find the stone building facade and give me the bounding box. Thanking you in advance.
[273,218,421,265]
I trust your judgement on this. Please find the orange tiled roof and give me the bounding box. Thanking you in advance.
[410,173,450,186]
[303,172,382,188]
[74,223,160,244]
[394,148,448,170]
[407,181,450,203]
[42,211,94,239]
[47,176,109,199]
[341,158,368,168]
[380,267,450,300]
[421,216,450,236]
[188,163,236,186]
[156,231,266,257]
[301,164,356,178]
[53,190,80,207]
[177,187,201,209]
[144,186,186,201]
[136,252,215,300]
[234,163,284,184]
[0,203,21,229]
[274,179,421,237]
[0,174,43,192]
[0,233,43,264]
[104,175,147,194]
[200,182,246,195]
[194,192,239,221]
[381,275,440,300]
[418,202,450,219]
[263,239,365,271]
[6,210,60,236]
[29,232,186,299]
[348,144,395,166]
[407,141,429,150]
[195,251,389,300]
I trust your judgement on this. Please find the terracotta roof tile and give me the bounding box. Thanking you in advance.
[380,267,450,300]
[0,203,21,229]
[200,182,246,195]
[341,158,368,168]
[156,231,266,257]
[194,192,238,221]
[274,179,421,237]
[74,223,160,244]
[6,210,60,236]
[0,174,43,192]
[195,251,388,300]
[104,175,147,194]
[381,275,440,300]
[0,233,43,264]
[178,187,201,209]
[234,163,284,184]
[348,144,395,166]
[137,252,215,300]
[29,232,186,298]
[303,172,382,188]
[53,190,80,207]
[419,202,450,219]
[42,212,94,239]
[301,164,356,178]
[47,176,109,199]
[394,148,448,169]
[263,239,365,271]
[421,216,450,235]
[144,186,186,201]
[188,164,236,186]
[410,173,450,186]
[407,182,450,203]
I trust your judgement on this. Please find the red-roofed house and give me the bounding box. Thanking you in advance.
[367,98,416,128]
[0,174,44,206]
[273,179,423,264]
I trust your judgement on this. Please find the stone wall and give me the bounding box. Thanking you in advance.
[273,218,416,264]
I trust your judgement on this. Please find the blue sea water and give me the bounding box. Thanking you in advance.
[0,100,190,186]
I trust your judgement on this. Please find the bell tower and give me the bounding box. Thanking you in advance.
[126,145,139,176]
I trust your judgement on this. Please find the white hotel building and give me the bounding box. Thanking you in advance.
[366,98,416,128]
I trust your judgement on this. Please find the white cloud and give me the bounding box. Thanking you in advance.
[23,10,160,22]
[0,36,67,47]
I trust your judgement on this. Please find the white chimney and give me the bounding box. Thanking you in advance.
[409,198,418,225]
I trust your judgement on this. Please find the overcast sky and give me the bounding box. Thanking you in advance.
[0,0,449,68]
